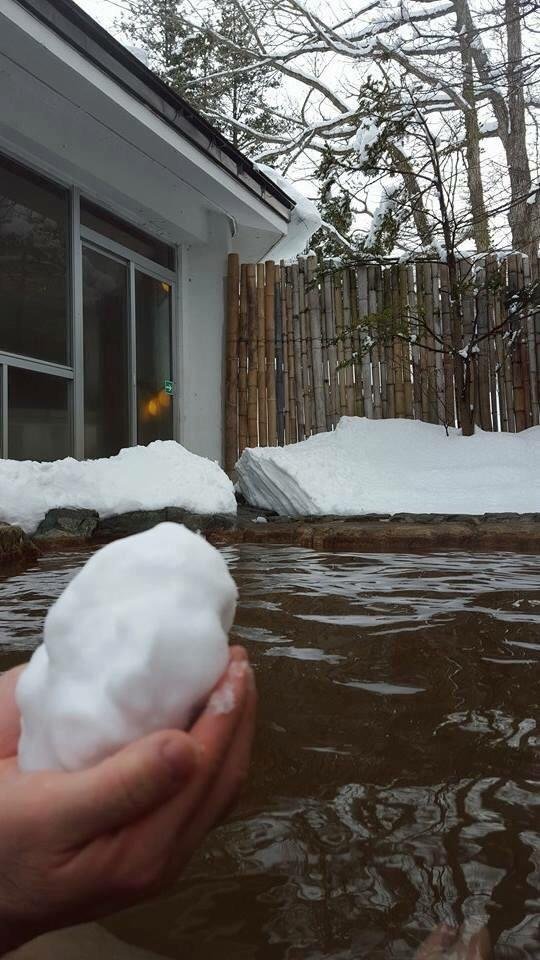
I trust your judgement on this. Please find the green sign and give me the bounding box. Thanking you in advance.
[164,380,174,396]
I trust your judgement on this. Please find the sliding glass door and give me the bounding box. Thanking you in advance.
[136,272,173,446]
[82,246,130,459]
[82,243,174,458]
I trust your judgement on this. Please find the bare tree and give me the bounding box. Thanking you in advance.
[171,0,540,259]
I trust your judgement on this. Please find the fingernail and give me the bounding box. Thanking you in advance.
[161,737,198,781]
[229,660,249,680]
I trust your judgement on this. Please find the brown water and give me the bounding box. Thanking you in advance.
[1,546,539,959]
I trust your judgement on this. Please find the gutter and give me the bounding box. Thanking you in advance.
[14,0,295,224]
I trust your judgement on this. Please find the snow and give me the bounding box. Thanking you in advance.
[0,441,236,534]
[479,117,498,134]
[17,523,237,771]
[256,164,322,260]
[351,119,381,163]
[236,417,540,517]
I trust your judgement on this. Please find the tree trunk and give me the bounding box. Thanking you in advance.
[454,0,491,253]
[505,0,539,260]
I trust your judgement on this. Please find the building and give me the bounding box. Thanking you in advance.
[0,0,296,464]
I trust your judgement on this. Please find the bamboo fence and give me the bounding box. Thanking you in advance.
[224,252,540,472]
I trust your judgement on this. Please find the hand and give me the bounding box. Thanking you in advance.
[0,646,256,955]
[416,924,491,959]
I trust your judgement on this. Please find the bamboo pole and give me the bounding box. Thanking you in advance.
[298,257,313,436]
[357,265,372,418]
[501,257,515,431]
[517,254,532,427]
[333,271,348,417]
[323,268,338,428]
[431,262,445,426]
[523,254,539,425]
[383,267,395,418]
[391,264,406,418]
[279,262,291,443]
[369,265,383,419]
[275,265,285,445]
[409,263,422,420]
[246,263,258,447]
[256,262,267,446]
[399,264,413,418]
[265,261,277,446]
[291,263,304,439]
[225,253,240,473]
[439,263,455,427]
[307,255,327,432]
[238,263,249,456]
[508,254,526,430]
[474,259,492,430]
[285,268,297,442]
[485,255,499,431]
[341,268,356,416]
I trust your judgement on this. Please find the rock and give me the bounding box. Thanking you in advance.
[97,510,168,537]
[98,509,237,538]
[34,508,99,541]
[0,522,38,565]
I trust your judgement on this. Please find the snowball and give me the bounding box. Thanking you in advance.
[0,440,236,535]
[16,523,237,772]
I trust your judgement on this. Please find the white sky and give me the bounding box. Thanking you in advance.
[74,0,122,35]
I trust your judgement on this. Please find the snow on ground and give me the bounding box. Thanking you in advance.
[236,418,540,517]
[0,441,236,534]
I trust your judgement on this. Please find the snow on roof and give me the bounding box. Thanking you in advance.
[255,164,322,260]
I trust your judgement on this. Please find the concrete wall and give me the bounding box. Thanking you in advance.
[180,212,232,464]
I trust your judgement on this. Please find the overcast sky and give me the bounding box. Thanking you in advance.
[74,0,121,36]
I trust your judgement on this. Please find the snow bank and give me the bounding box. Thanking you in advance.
[256,163,322,260]
[0,441,236,534]
[236,418,540,517]
[17,524,237,771]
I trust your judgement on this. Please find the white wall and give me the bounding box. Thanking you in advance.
[180,212,232,464]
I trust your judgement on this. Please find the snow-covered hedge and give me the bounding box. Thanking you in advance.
[0,441,236,534]
[236,417,540,517]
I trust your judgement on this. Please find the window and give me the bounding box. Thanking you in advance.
[0,155,69,365]
[8,367,70,462]
[81,200,175,270]
[83,247,130,459]
[136,273,173,445]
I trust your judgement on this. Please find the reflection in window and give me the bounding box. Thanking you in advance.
[81,200,175,270]
[136,273,173,446]
[8,367,70,461]
[0,156,68,365]
[83,247,130,459]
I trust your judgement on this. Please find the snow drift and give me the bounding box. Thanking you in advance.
[236,418,540,517]
[0,441,236,534]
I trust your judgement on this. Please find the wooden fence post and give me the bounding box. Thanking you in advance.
[265,261,277,446]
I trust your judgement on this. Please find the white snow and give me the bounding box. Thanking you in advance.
[351,119,381,163]
[236,417,540,517]
[257,164,322,260]
[0,441,236,534]
[479,117,498,134]
[17,523,237,771]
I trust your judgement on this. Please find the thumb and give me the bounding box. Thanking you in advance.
[44,730,199,846]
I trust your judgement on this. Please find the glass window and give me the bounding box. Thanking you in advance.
[8,367,70,461]
[83,246,130,459]
[136,272,173,445]
[0,155,69,365]
[81,200,175,270]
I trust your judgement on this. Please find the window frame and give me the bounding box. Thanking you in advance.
[0,150,181,460]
